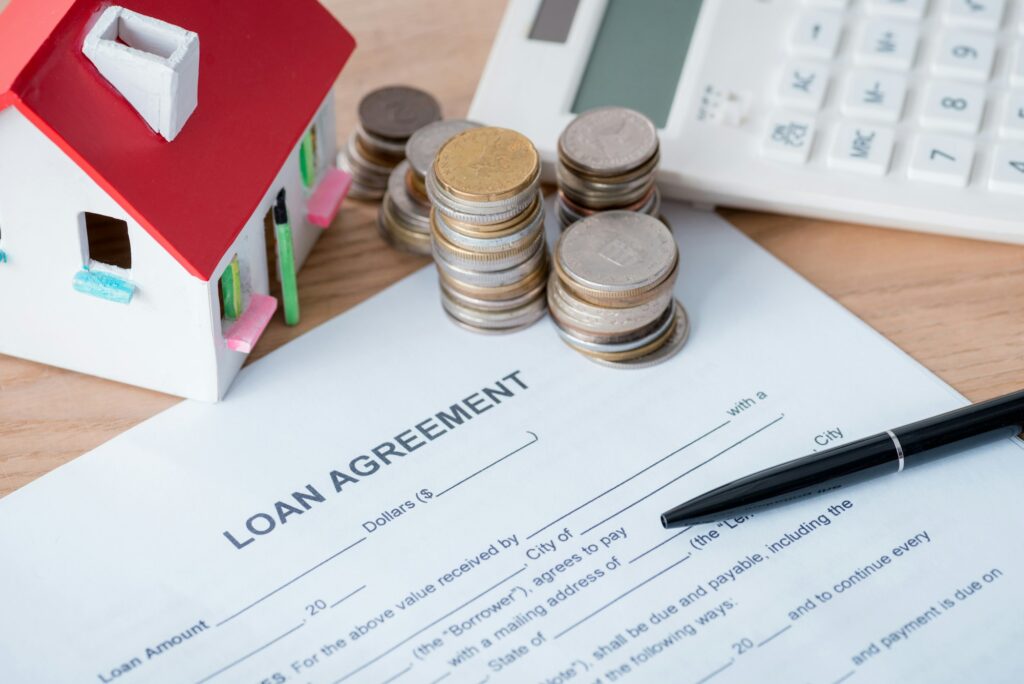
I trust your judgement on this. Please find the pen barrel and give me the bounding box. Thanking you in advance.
[663,434,897,525]
[723,433,897,507]
[893,389,1024,459]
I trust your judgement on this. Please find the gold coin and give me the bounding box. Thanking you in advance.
[434,198,542,240]
[438,258,548,301]
[433,127,540,203]
[405,168,429,204]
[566,307,677,362]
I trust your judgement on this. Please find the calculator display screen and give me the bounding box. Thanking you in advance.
[571,0,702,128]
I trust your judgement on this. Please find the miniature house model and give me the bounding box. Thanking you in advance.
[0,0,355,400]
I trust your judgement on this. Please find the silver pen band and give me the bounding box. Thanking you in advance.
[886,430,905,473]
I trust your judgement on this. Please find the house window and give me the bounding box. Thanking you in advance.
[73,213,135,303]
[219,255,243,321]
[300,124,319,190]
[83,212,132,269]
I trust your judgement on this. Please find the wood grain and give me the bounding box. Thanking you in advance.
[1,0,1022,498]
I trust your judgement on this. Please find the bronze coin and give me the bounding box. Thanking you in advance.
[358,86,442,141]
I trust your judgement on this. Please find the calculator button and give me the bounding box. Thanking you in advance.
[988,143,1024,194]
[855,20,920,70]
[1000,92,1024,139]
[791,12,844,58]
[842,70,908,121]
[1011,45,1024,88]
[804,0,848,7]
[920,81,986,132]
[865,0,929,19]
[762,114,817,162]
[942,0,1006,31]
[908,134,975,186]
[777,62,830,110]
[828,122,896,174]
[931,31,996,81]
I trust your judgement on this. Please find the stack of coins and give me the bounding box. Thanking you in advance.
[549,212,688,368]
[556,107,662,229]
[340,86,441,201]
[378,119,481,255]
[427,127,548,334]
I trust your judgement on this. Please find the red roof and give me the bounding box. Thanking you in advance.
[0,0,355,279]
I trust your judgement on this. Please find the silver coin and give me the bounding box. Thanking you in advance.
[346,179,385,202]
[555,300,676,354]
[433,232,546,278]
[406,119,482,180]
[441,288,547,332]
[586,300,690,369]
[441,276,546,312]
[434,242,547,288]
[557,211,677,296]
[339,155,389,184]
[378,195,432,254]
[386,162,431,232]
[432,226,545,273]
[559,107,659,177]
[357,123,409,157]
[645,187,662,219]
[338,151,391,195]
[443,309,546,336]
[547,270,674,335]
[558,168,657,209]
[427,168,540,223]
[555,186,661,231]
[433,201,545,253]
[345,133,396,176]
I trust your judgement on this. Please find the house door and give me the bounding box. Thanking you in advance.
[264,189,300,325]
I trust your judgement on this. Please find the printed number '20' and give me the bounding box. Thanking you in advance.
[306,599,327,616]
[732,638,755,655]
[952,45,977,59]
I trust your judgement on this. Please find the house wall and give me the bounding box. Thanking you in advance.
[0,107,219,400]
[207,92,340,398]
[0,91,341,401]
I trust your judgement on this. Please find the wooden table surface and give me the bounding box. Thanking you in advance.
[2,0,1023,499]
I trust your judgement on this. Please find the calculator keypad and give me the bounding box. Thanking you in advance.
[778,61,831,109]
[791,11,845,57]
[855,20,920,69]
[921,81,987,132]
[865,0,929,20]
[765,0,1022,197]
[1011,44,1024,86]
[942,0,1006,31]
[989,143,1024,193]
[931,30,997,81]
[762,113,818,162]
[842,70,908,120]
[1001,93,1024,138]
[908,134,975,185]
[829,122,896,173]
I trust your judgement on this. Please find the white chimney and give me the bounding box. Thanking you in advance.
[83,6,199,142]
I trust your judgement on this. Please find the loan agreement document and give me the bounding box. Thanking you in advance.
[2,204,1023,684]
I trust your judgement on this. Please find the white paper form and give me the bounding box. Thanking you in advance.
[2,203,1023,684]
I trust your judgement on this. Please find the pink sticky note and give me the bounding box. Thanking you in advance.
[225,293,278,353]
[308,167,353,228]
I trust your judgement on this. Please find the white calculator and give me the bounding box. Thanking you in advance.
[470,0,1024,244]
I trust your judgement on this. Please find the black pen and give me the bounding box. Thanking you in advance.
[661,388,1024,528]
